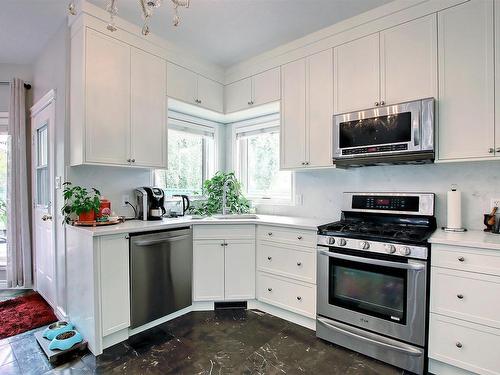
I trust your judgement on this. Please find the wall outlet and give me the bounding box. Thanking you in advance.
[491,198,500,211]
[122,195,130,208]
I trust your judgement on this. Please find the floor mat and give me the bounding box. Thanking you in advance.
[0,291,57,339]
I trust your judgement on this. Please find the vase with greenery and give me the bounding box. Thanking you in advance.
[189,171,250,216]
[61,182,101,223]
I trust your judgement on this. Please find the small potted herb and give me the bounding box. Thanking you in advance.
[61,182,101,223]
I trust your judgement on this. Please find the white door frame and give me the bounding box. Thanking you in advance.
[30,89,56,307]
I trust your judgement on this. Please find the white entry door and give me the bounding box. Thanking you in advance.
[31,91,56,308]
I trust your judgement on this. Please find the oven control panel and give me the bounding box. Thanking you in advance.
[352,195,420,212]
[317,235,428,260]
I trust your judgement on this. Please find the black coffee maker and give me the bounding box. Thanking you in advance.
[135,187,166,220]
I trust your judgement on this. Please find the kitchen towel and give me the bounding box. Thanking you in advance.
[446,186,463,230]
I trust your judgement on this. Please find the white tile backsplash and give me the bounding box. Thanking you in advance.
[255,161,500,230]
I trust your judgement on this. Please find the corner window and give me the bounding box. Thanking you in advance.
[155,115,216,196]
[234,115,293,204]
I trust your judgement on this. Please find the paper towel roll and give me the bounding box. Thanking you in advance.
[447,188,462,229]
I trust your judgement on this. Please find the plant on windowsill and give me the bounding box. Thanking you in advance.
[61,182,101,224]
[188,171,250,216]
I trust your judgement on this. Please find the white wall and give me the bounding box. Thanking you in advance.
[254,161,500,231]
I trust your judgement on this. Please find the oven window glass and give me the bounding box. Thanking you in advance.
[339,112,412,148]
[329,257,407,324]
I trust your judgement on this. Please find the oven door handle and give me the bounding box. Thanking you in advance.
[317,317,424,357]
[318,250,425,271]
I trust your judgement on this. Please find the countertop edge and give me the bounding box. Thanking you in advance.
[429,229,500,251]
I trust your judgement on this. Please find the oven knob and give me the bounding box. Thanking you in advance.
[360,241,370,250]
[399,246,412,256]
[384,244,396,254]
[337,238,347,246]
[328,237,335,245]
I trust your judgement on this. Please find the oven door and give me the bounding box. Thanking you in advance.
[333,99,433,159]
[317,246,427,346]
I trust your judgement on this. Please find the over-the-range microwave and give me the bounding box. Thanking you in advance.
[332,98,434,168]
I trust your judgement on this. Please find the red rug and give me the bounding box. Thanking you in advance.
[0,292,57,339]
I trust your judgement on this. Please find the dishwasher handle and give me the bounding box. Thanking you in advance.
[133,234,191,247]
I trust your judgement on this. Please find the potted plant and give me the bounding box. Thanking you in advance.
[189,171,250,216]
[61,182,101,223]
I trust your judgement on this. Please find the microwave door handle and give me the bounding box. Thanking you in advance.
[318,250,425,271]
[317,317,424,357]
[413,114,421,146]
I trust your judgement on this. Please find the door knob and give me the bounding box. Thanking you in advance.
[42,214,52,221]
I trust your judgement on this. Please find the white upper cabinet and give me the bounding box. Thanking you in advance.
[70,28,167,168]
[281,50,334,169]
[84,29,131,165]
[130,48,167,168]
[224,68,281,113]
[438,0,494,161]
[334,33,380,114]
[167,62,223,113]
[281,58,307,169]
[380,14,437,105]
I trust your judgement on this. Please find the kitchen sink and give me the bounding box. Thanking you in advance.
[212,214,259,220]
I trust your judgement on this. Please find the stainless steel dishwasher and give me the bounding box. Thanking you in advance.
[130,227,192,329]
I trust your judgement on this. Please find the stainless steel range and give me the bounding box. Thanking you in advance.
[316,192,436,375]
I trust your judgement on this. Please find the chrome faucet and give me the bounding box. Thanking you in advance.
[222,180,230,215]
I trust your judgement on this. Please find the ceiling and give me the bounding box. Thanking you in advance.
[0,0,67,64]
[0,0,392,67]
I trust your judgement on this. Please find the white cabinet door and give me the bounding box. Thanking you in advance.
[253,67,281,106]
[307,49,334,167]
[85,29,130,165]
[380,14,437,105]
[225,78,252,113]
[99,235,130,336]
[334,33,380,114]
[166,62,198,106]
[197,75,224,113]
[193,240,225,301]
[438,0,494,160]
[224,240,255,300]
[130,48,167,168]
[281,58,307,169]
[495,1,500,156]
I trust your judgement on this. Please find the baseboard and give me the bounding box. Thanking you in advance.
[250,301,316,331]
[428,359,476,375]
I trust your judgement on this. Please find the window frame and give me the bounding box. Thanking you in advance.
[153,111,220,198]
[232,114,295,205]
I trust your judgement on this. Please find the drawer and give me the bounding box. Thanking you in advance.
[257,272,316,318]
[429,313,500,375]
[430,267,500,329]
[193,224,255,240]
[432,244,500,276]
[257,225,316,248]
[257,241,316,284]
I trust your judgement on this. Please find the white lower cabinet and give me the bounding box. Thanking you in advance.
[430,242,500,375]
[192,225,255,302]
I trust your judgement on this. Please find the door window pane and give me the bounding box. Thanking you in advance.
[36,124,49,206]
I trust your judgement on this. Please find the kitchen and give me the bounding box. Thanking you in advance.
[0,0,499,374]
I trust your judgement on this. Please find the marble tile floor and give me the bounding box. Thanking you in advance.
[0,309,411,374]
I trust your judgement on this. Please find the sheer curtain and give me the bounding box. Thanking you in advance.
[7,78,32,288]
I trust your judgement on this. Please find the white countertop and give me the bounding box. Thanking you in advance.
[66,214,327,237]
[429,229,500,251]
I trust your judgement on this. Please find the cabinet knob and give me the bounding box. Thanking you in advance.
[220,242,225,247]
[248,101,254,105]
[458,256,465,262]
[131,159,135,163]
[267,256,272,261]
[496,147,500,153]
[297,262,302,266]
[125,235,130,240]
[267,287,272,292]
[127,158,131,162]
[268,232,273,236]
[380,101,385,105]
[457,294,464,299]
[456,342,463,348]
[297,236,303,240]
[296,296,302,301]
[374,102,379,107]
[489,148,495,154]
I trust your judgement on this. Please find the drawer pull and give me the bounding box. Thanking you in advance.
[297,262,302,266]
[297,236,303,240]
[267,256,272,261]
[457,294,464,299]
[267,288,272,292]
[268,232,273,236]
[458,256,465,262]
[296,296,302,301]
[456,342,463,348]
